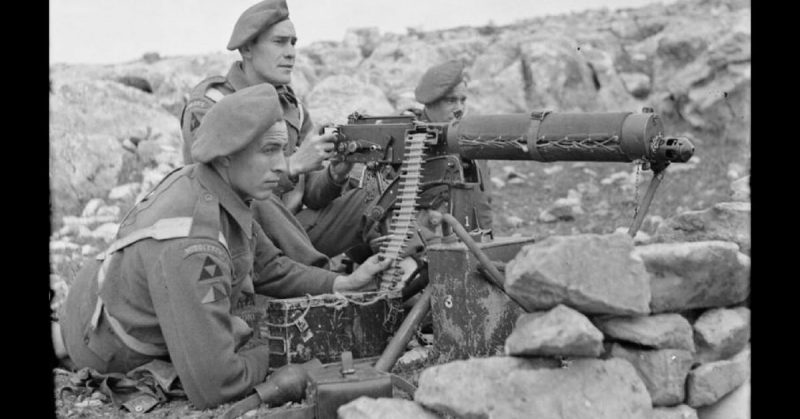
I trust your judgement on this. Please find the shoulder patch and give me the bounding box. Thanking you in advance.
[194,253,230,304]
[198,255,224,280]
[184,243,227,259]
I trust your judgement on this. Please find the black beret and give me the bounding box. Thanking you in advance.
[191,84,283,163]
[414,60,466,105]
[227,0,290,50]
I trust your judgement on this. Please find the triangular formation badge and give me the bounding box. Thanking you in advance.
[200,283,227,304]
[198,256,223,281]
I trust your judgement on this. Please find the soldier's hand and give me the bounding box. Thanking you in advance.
[288,132,336,175]
[332,254,393,292]
[368,234,393,254]
[328,160,354,184]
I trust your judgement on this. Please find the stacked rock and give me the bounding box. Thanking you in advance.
[393,233,659,418]
[495,200,750,419]
[336,199,750,419]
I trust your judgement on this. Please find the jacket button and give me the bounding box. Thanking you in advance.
[204,193,213,201]
[83,335,90,344]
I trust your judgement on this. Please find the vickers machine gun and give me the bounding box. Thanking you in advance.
[327,109,695,290]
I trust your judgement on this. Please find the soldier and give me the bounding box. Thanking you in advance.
[410,59,494,241]
[180,0,375,266]
[59,84,391,409]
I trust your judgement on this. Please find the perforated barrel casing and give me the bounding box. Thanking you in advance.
[451,111,664,163]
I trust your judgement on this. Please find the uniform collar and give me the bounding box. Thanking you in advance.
[226,61,251,91]
[226,61,298,106]
[195,163,253,238]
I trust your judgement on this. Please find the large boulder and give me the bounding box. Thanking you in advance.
[642,4,750,143]
[470,32,636,114]
[651,202,751,255]
[337,397,440,419]
[51,52,241,119]
[505,233,651,315]
[595,313,695,351]
[50,131,124,219]
[693,307,751,363]
[304,75,395,124]
[611,343,694,407]
[505,304,604,357]
[415,356,652,419]
[50,77,184,218]
[632,241,750,313]
[354,36,450,108]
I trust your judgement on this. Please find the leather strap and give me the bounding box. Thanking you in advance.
[96,217,229,262]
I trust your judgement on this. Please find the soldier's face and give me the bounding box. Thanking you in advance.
[426,83,468,123]
[245,20,297,85]
[226,122,288,201]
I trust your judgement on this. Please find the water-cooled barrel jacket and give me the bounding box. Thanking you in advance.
[180,61,343,210]
[96,164,338,408]
[417,110,494,232]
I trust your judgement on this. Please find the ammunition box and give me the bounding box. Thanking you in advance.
[427,236,535,361]
[233,291,404,368]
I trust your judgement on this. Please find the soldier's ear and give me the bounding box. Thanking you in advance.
[212,156,232,168]
[239,44,252,60]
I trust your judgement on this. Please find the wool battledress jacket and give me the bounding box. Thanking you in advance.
[61,163,339,408]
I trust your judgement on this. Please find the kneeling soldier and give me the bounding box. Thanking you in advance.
[58,83,391,409]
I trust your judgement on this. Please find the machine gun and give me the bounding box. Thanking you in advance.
[327,109,695,290]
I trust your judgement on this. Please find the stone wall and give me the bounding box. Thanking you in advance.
[338,193,750,419]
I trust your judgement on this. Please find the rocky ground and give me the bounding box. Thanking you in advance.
[50,0,750,417]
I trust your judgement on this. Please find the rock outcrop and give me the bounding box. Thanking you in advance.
[49,0,751,225]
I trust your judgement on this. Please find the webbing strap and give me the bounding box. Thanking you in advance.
[90,214,228,357]
[89,252,169,356]
[102,302,169,357]
[96,217,229,261]
[205,87,225,102]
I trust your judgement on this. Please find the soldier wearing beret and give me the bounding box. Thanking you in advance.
[180,0,376,267]
[60,84,391,409]
[410,60,494,241]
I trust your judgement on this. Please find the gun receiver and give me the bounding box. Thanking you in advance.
[332,110,694,170]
